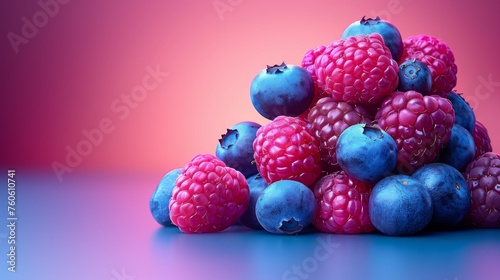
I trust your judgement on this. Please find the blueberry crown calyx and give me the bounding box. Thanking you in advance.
[266,62,288,74]
[360,16,382,25]
[219,128,239,149]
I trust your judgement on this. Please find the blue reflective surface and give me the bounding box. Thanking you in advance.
[152,225,500,280]
[0,171,498,280]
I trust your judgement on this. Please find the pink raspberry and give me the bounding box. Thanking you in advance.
[307,96,372,173]
[301,45,327,82]
[400,35,457,96]
[463,152,500,228]
[312,171,375,234]
[375,90,455,174]
[472,121,493,159]
[253,116,322,187]
[169,154,249,233]
[298,45,331,121]
[314,33,399,105]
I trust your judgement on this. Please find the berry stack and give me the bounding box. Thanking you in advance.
[149,16,499,235]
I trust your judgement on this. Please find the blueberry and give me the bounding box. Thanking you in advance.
[446,91,476,132]
[397,59,432,95]
[239,173,268,230]
[216,121,261,178]
[412,163,471,228]
[341,16,404,62]
[369,175,433,236]
[336,124,397,183]
[439,124,475,172]
[149,168,182,226]
[250,62,315,120]
[255,180,316,234]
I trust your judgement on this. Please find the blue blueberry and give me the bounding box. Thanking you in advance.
[336,124,397,183]
[439,124,475,172]
[369,174,433,236]
[397,59,432,95]
[412,163,471,228]
[216,121,261,178]
[250,62,315,120]
[255,180,317,234]
[446,91,476,132]
[341,16,404,62]
[239,173,268,229]
[149,168,182,226]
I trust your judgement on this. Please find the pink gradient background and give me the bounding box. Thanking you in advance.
[1,0,500,177]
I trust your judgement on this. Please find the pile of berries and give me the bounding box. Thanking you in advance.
[150,16,499,235]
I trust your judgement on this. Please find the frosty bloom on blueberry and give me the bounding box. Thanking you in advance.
[369,175,433,236]
[256,180,317,234]
[149,168,182,227]
[397,59,432,95]
[216,121,261,178]
[336,123,398,183]
[239,173,268,230]
[250,62,315,120]
[439,124,476,172]
[446,91,476,133]
[412,163,471,228]
[341,16,404,62]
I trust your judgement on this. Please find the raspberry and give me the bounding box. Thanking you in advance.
[375,90,455,174]
[312,171,375,234]
[463,152,500,228]
[298,46,331,121]
[253,116,321,186]
[307,97,371,173]
[400,35,457,96]
[301,45,327,82]
[169,154,250,233]
[472,121,493,159]
[314,33,399,105]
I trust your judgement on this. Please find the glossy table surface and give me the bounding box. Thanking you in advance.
[0,171,499,280]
